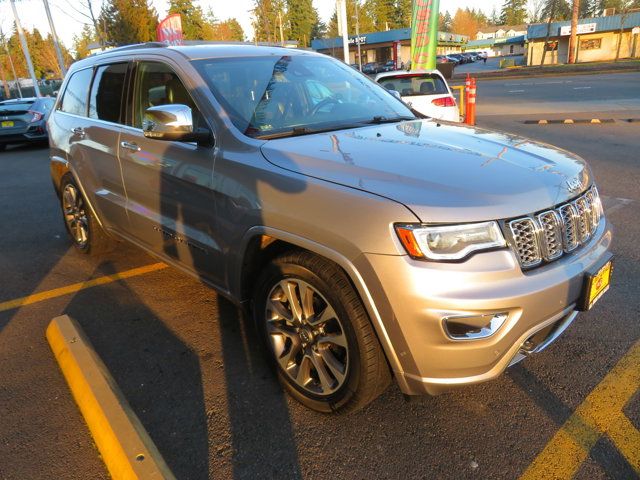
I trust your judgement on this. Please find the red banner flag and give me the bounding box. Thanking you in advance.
[156,14,184,45]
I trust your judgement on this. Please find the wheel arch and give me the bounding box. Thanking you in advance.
[235,226,407,388]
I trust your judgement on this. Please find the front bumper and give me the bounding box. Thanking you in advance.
[355,219,613,396]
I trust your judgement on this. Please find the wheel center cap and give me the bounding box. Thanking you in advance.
[299,328,314,344]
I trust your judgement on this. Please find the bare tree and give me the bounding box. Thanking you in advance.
[60,0,106,46]
[615,0,634,61]
[527,0,545,23]
[540,0,557,65]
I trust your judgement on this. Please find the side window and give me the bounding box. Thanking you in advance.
[89,63,127,123]
[60,68,93,116]
[132,62,201,129]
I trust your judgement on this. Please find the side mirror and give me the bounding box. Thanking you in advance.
[388,90,402,101]
[142,104,211,145]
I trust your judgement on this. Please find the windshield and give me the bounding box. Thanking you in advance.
[378,73,449,97]
[192,54,415,138]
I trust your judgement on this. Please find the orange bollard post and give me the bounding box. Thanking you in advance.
[467,77,477,126]
[464,74,471,124]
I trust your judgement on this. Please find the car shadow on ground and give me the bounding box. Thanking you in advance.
[62,260,302,480]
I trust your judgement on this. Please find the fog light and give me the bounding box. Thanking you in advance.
[443,312,508,340]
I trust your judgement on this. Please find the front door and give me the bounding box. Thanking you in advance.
[118,61,221,285]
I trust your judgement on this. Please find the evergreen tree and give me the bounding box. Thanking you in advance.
[364,0,397,31]
[72,25,96,59]
[287,0,316,46]
[541,0,572,20]
[327,0,374,36]
[253,0,286,43]
[500,0,527,24]
[395,0,412,28]
[100,0,158,45]
[169,0,208,40]
[439,12,452,31]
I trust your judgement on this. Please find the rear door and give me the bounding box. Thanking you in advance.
[118,60,221,284]
[83,62,131,229]
[51,64,129,230]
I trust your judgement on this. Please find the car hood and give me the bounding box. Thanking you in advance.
[260,119,591,223]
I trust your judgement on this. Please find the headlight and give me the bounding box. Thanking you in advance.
[395,221,506,261]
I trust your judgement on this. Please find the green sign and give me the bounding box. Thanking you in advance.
[410,0,440,70]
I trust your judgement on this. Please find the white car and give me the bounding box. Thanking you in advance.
[375,70,460,122]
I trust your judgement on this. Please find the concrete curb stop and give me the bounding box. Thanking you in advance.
[524,119,616,125]
[46,315,176,480]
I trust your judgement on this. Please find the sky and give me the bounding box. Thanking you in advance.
[0,0,503,51]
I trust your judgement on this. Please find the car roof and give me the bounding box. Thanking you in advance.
[0,97,38,104]
[374,69,443,81]
[71,43,319,71]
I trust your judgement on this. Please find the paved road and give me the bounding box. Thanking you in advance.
[472,71,640,116]
[1,89,639,478]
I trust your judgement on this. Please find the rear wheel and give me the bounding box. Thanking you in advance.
[60,175,114,255]
[253,250,390,413]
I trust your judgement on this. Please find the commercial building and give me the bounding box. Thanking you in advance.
[465,35,527,57]
[475,24,527,40]
[310,28,469,67]
[527,11,640,65]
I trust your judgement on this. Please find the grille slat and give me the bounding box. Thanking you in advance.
[507,186,602,269]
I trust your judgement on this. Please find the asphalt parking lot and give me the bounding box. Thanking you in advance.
[1,75,639,479]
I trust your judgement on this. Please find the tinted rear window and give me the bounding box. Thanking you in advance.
[89,63,127,123]
[0,101,35,113]
[378,74,448,97]
[60,68,93,116]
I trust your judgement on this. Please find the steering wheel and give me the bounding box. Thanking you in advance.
[311,96,341,116]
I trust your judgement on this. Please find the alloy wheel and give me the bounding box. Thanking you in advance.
[265,278,349,396]
[62,183,89,248]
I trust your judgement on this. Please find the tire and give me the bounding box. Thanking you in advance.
[253,250,391,413]
[0,144,6,152]
[59,174,114,255]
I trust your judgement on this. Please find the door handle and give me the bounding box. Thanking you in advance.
[71,127,85,137]
[120,141,140,152]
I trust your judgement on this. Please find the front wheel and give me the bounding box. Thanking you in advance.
[253,250,391,413]
[60,175,114,255]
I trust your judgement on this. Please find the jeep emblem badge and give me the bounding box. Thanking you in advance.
[566,177,583,193]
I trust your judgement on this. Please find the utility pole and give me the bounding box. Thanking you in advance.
[9,0,41,97]
[336,0,349,63]
[568,0,580,63]
[42,0,67,76]
[355,0,362,70]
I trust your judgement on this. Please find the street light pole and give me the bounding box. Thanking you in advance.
[355,1,362,70]
[9,0,41,97]
[42,0,67,76]
[336,0,349,63]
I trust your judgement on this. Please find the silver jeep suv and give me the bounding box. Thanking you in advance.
[48,44,613,413]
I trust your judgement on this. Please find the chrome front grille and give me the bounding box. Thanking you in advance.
[507,186,602,269]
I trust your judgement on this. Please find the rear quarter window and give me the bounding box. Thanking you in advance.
[379,74,449,97]
[60,68,93,116]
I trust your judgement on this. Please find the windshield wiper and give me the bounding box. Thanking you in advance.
[251,116,416,140]
[364,115,415,124]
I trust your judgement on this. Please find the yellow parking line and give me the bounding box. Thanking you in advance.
[520,339,640,479]
[0,263,168,313]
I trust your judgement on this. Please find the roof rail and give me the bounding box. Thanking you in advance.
[98,42,168,54]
